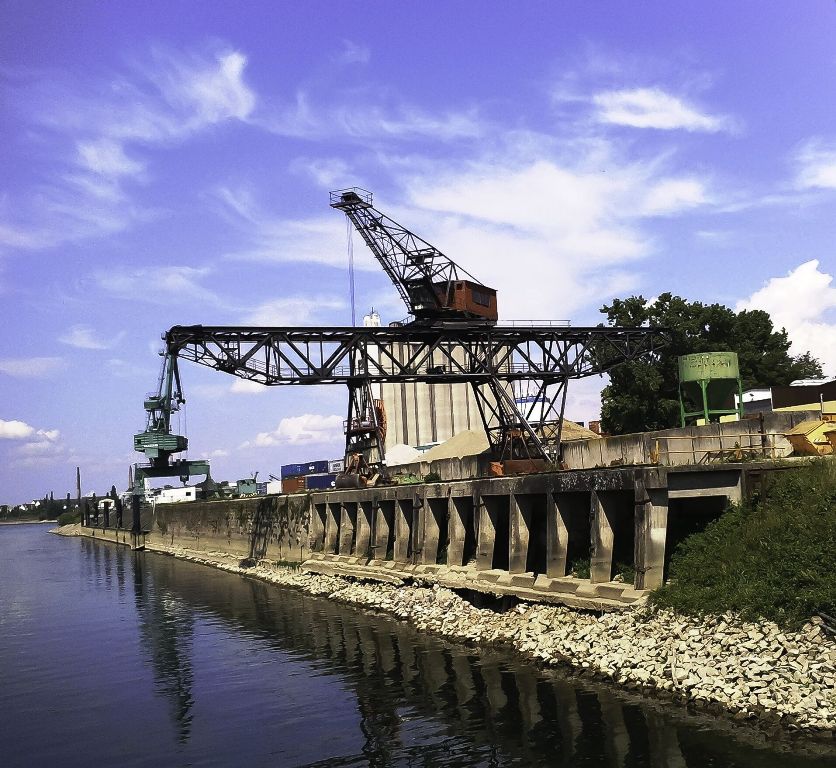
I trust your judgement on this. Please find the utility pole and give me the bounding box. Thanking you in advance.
[76,466,83,525]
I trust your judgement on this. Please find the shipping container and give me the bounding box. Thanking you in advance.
[281,476,306,494]
[266,480,282,495]
[305,473,337,490]
[281,459,330,478]
[328,459,345,473]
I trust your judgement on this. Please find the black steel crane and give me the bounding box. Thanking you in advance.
[330,188,497,325]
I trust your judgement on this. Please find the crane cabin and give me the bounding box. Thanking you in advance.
[429,279,498,323]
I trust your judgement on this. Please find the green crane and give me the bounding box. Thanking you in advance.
[130,346,209,535]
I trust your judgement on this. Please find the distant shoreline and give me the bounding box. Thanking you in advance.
[0,519,57,526]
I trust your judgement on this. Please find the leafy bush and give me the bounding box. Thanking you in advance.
[57,511,79,527]
[651,459,836,627]
[570,557,590,580]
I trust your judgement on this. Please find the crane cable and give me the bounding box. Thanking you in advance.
[347,216,356,326]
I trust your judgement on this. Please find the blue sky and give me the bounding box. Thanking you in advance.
[2,1,836,504]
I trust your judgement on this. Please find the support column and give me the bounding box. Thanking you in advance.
[394,499,411,562]
[373,501,392,560]
[324,503,339,554]
[634,468,669,590]
[509,493,529,574]
[475,495,494,570]
[338,503,355,555]
[356,501,372,558]
[546,490,569,577]
[422,499,441,565]
[590,490,614,583]
[447,496,465,566]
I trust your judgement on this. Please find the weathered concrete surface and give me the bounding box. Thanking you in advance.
[75,461,792,610]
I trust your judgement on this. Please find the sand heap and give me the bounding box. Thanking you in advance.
[385,443,423,466]
[421,430,490,462]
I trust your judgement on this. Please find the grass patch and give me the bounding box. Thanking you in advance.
[651,458,836,627]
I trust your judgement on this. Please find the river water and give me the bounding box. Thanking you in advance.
[1,524,834,768]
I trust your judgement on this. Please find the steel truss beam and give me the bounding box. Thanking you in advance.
[166,324,660,385]
[165,323,662,461]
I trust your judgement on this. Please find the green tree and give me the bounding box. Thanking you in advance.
[599,293,822,435]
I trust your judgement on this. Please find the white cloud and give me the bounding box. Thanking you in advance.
[0,419,35,439]
[242,296,346,326]
[2,47,257,252]
[229,379,266,395]
[795,139,836,190]
[337,40,370,65]
[157,50,256,126]
[592,87,732,132]
[94,265,223,306]
[290,157,351,188]
[0,357,66,378]
[77,139,144,178]
[59,324,125,350]
[260,91,482,142]
[736,260,836,375]
[215,185,377,270]
[639,178,709,215]
[245,413,343,447]
[403,151,712,320]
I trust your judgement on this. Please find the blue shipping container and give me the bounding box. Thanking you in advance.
[305,473,337,490]
[281,460,330,478]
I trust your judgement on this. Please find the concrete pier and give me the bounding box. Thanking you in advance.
[82,462,774,610]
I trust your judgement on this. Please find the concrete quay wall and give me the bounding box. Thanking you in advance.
[85,461,777,610]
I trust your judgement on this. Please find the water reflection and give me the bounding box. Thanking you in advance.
[132,557,195,742]
[78,543,836,767]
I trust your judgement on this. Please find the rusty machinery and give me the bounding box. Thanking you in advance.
[130,190,663,519]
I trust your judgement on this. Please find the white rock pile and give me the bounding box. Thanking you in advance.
[152,544,836,738]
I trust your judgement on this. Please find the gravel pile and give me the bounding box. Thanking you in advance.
[148,543,836,737]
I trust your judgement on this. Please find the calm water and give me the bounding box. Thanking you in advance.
[1,524,835,768]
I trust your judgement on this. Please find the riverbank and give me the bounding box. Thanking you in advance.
[54,523,835,740]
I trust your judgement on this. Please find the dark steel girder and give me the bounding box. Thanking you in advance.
[166,324,663,386]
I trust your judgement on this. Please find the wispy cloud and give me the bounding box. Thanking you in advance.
[2,47,257,252]
[94,265,224,306]
[214,185,377,270]
[259,91,483,142]
[337,40,370,65]
[241,296,346,326]
[795,139,836,190]
[592,87,733,132]
[736,259,836,375]
[59,324,125,350]
[242,413,343,448]
[0,357,66,378]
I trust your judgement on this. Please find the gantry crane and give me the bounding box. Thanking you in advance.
[129,189,664,521]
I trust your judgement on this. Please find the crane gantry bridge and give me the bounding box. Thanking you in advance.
[130,188,663,527]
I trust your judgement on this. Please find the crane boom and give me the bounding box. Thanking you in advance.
[330,188,498,324]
